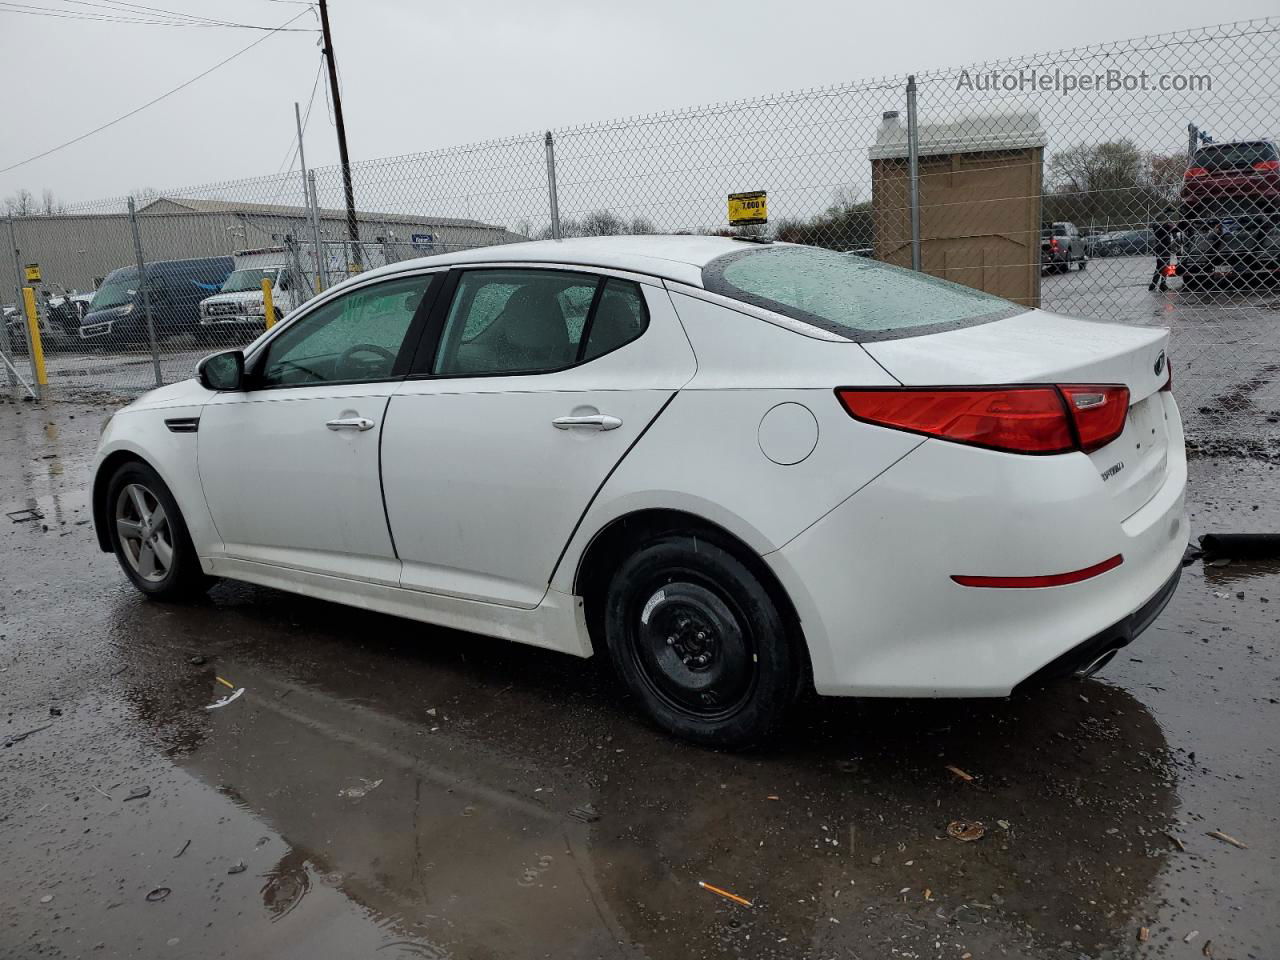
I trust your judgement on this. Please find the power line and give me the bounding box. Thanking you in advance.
[0,0,316,29]
[0,9,312,175]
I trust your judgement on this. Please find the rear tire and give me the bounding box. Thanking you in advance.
[106,461,213,600]
[602,533,798,747]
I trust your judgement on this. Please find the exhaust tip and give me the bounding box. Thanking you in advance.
[1075,647,1119,678]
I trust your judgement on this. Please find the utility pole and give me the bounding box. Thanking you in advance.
[317,0,361,272]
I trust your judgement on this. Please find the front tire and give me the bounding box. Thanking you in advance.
[106,461,212,599]
[602,534,799,747]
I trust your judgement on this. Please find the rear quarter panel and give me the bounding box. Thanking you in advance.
[550,291,922,592]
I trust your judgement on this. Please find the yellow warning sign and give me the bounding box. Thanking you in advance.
[727,191,767,225]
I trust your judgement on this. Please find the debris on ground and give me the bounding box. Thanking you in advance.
[204,686,245,711]
[227,860,247,874]
[1137,926,1150,942]
[174,839,191,858]
[698,880,752,907]
[1164,832,1186,851]
[48,707,62,717]
[3,722,53,748]
[945,765,975,782]
[1206,829,1247,849]
[1203,939,1215,957]
[145,887,170,902]
[1184,930,1200,943]
[39,894,53,904]
[567,802,600,823]
[122,786,150,801]
[946,820,986,842]
[6,508,43,523]
[1200,532,1280,560]
[189,655,206,666]
[338,778,383,800]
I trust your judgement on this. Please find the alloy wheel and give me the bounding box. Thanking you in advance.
[115,482,174,583]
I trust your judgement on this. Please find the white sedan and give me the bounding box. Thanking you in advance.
[92,236,1187,745]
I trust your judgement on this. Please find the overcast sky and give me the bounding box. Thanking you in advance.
[1,0,1275,206]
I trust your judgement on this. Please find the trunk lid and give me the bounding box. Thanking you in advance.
[863,309,1172,518]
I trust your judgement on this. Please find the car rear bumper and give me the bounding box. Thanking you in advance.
[767,393,1188,697]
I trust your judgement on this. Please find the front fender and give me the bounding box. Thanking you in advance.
[92,408,218,559]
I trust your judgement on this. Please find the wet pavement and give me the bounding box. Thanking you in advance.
[1,402,1277,960]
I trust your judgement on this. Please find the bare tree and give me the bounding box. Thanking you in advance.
[1147,151,1189,207]
[40,189,66,216]
[3,188,36,217]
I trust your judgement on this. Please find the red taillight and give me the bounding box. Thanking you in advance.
[1184,166,1209,178]
[1049,236,1059,251]
[836,384,1129,456]
[1253,159,1280,172]
[952,554,1124,588]
[1058,385,1130,453]
[1163,263,1177,276]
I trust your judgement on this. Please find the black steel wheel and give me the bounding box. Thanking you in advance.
[603,533,798,747]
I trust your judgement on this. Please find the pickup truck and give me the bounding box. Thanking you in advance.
[1041,222,1088,273]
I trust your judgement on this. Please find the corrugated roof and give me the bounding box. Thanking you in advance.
[138,196,503,230]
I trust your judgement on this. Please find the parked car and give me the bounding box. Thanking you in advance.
[1089,229,1154,258]
[1179,199,1280,288]
[198,248,303,341]
[79,257,233,344]
[1181,139,1280,214]
[91,237,1185,746]
[45,291,95,336]
[1041,222,1087,272]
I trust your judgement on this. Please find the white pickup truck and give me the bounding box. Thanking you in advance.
[197,248,301,339]
[198,243,398,342]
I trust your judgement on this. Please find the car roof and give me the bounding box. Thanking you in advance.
[358,235,754,287]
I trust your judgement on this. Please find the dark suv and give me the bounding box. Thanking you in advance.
[1179,198,1280,289]
[1181,140,1280,214]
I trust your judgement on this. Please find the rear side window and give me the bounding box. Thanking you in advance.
[432,270,649,376]
[703,246,1022,341]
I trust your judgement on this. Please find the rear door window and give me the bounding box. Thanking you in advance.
[702,245,1022,342]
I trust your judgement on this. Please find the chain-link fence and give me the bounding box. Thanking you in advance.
[3,18,1278,452]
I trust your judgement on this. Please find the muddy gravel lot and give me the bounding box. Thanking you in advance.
[1,401,1277,960]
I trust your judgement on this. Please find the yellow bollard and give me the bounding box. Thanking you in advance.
[21,286,47,397]
[261,277,276,330]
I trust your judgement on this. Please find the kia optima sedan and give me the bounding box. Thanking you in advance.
[92,237,1186,746]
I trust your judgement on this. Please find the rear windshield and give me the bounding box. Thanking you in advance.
[702,245,1022,341]
[1193,141,1277,171]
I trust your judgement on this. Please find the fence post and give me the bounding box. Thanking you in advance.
[127,197,163,389]
[2,216,20,398]
[308,170,327,291]
[906,75,922,272]
[262,277,276,329]
[21,286,47,398]
[1187,123,1198,158]
[545,131,562,241]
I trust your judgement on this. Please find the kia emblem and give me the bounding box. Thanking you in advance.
[1154,350,1166,376]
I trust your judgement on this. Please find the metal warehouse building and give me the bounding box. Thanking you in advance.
[4,197,524,299]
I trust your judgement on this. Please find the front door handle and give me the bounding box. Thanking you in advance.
[552,414,622,432]
[326,417,375,431]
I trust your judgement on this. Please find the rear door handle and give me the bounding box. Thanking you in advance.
[552,414,622,431]
[326,417,375,431]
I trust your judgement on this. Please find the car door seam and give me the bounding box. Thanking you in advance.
[376,394,400,560]
[547,390,680,588]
